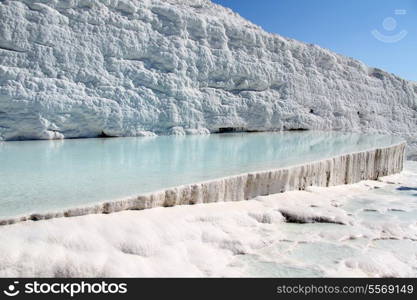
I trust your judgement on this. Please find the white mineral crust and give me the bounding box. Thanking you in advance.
[0,0,416,153]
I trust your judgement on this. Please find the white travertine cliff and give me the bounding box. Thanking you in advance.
[1,160,416,277]
[0,0,416,151]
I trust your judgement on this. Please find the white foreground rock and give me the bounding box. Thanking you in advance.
[0,0,416,150]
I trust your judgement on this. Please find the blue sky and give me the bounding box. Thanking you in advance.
[212,0,417,81]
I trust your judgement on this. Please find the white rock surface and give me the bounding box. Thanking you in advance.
[0,0,416,148]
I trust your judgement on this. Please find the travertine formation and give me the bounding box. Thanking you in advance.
[0,0,416,154]
[1,161,416,277]
[0,142,405,225]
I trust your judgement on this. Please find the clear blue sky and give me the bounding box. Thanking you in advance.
[212,0,417,81]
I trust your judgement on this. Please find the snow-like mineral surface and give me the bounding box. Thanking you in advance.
[0,161,416,277]
[0,0,416,151]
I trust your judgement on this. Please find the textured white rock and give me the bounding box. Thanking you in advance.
[0,0,416,149]
[0,142,405,225]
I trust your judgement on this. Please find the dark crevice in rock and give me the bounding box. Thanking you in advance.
[326,171,331,187]
[217,127,246,133]
[97,131,117,138]
[278,209,345,225]
[373,237,400,241]
[363,208,378,212]
[29,214,42,221]
[370,68,385,80]
[396,186,417,191]
[229,88,268,94]
[387,208,406,212]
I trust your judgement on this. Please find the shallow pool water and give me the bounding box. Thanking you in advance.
[0,131,403,218]
[0,162,416,277]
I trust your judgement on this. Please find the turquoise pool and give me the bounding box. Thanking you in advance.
[0,131,403,218]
